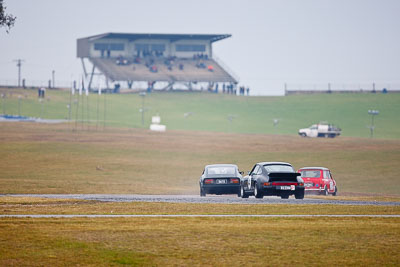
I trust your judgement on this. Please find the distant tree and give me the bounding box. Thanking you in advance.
[0,0,16,33]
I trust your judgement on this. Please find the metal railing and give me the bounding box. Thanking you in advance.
[212,54,240,83]
[0,79,73,88]
[284,82,400,94]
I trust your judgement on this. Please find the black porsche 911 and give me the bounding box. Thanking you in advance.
[240,162,305,199]
[199,164,243,197]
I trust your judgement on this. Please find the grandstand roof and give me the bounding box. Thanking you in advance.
[83,32,232,43]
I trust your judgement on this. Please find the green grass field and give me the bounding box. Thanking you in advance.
[1,88,400,265]
[1,216,398,266]
[0,198,399,266]
[1,88,399,139]
[0,123,399,196]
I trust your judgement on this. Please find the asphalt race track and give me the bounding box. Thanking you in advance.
[4,194,400,206]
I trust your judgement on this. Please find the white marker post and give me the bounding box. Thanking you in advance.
[69,84,74,122]
[74,81,82,131]
[80,80,84,130]
[97,85,101,131]
[85,86,90,131]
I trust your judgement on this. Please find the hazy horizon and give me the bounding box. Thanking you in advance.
[1,0,399,95]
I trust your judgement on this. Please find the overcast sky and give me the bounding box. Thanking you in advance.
[1,0,399,95]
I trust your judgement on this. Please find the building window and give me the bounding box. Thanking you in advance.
[135,43,149,51]
[135,43,165,51]
[94,43,125,51]
[175,44,206,52]
[151,44,165,51]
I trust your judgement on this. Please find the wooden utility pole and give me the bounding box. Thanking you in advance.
[13,59,25,87]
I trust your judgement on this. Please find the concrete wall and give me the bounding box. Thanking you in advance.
[173,40,211,58]
[84,38,212,59]
[130,39,169,57]
[77,38,90,58]
[89,39,129,58]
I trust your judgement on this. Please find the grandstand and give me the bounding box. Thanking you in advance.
[77,33,238,91]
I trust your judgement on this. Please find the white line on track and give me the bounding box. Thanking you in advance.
[1,214,399,218]
[3,194,400,206]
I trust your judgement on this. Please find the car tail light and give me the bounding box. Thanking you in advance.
[204,179,213,184]
[263,182,270,186]
[298,183,304,186]
[272,182,298,186]
[230,178,239,184]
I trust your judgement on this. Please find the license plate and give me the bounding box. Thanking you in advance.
[216,179,227,184]
[305,183,313,187]
[278,185,295,190]
[278,186,291,190]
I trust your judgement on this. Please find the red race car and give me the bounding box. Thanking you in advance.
[297,167,337,196]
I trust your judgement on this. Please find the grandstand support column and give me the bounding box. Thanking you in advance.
[161,82,174,91]
[208,82,214,92]
[106,77,110,89]
[127,81,133,89]
[88,64,95,90]
[81,58,88,78]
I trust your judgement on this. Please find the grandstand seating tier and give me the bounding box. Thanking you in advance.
[89,57,236,83]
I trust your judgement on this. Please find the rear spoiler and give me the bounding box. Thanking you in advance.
[269,172,300,182]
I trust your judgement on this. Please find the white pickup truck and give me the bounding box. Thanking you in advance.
[298,123,341,138]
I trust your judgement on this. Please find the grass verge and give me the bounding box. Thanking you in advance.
[0,216,399,266]
[1,197,399,215]
[1,123,400,196]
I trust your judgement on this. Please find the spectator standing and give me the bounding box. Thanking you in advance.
[38,87,46,98]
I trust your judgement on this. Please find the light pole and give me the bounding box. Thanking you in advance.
[52,70,55,88]
[368,109,379,138]
[139,92,146,126]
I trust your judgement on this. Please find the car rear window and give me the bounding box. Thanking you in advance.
[300,170,321,178]
[207,166,236,175]
[263,165,294,173]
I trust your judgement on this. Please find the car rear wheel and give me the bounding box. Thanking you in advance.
[200,187,206,197]
[323,187,329,196]
[240,186,249,198]
[300,133,306,137]
[295,189,304,199]
[254,183,263,199]
[332,186,338,196]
